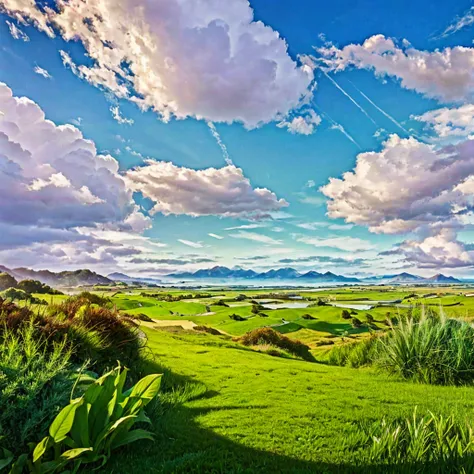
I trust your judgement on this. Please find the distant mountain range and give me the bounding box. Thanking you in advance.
[166,266,462,283]
[0,265,112,287]
[108,272,162,285]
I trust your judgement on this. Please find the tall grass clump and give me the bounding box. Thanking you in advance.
[0,322,74,454]
[379,308,474,385]
[327,335,379,368]
[358,408,474,472]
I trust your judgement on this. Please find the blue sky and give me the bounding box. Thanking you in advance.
[0,0,473,277]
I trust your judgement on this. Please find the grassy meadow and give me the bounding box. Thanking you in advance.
[4,283,474,472]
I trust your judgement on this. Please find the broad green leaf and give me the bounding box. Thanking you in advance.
[136,409,151,425]
[127,374,162,403]
[33,436,51,462]
[111,429,154,450]
[70,402,90,448]
[89,370,117,442]
[9,454,28,474]
[49,399,82,443]
[83,383,103,405]
[95,415,137,450]
[0,448,13,470]
[60,448,93,460]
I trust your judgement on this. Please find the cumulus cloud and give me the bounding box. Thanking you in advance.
[6,20,29,41]
[413,104,474,139]
[382,229,474,269]
[321,134,474,234]
[277,109,321,135]
[0,82,150,266]
[1,0,313,128]
[126,161,288,219]
[316,35,474,102]
[129,256,214,265]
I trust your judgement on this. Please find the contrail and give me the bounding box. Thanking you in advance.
[207,121,233,165]
[313,104,361,149]
[349,82,410,135]
[321,70,377,127]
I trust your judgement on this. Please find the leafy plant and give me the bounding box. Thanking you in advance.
[9,365,162,473]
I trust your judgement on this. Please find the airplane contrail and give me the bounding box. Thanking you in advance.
[207,121,233,165]
[349,82,410,135]
[321,70,377,127]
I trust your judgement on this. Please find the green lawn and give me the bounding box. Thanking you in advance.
[104,327,474,473]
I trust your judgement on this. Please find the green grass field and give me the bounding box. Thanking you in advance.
[104,326,474,473]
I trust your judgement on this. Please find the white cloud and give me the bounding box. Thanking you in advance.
[178,239,203,248]
[434,6,474,39]
[3,0,313,129]
[0,82,150,266]
[6,20,29,41]
[208,233,224,240]
[385,229,474,269]
[298,195,326,206]
[321,134,474,234]
[305,180,316,188]
[110,105,134,125]
[413,104,474,139]
[296,222,328,230]
[229,231,283,245]
[316,35,474,102]
[33,65,52,79]
[297,235,375,251]
[277,109,321,135]
[126,161,288,219]
[225,223,266,230]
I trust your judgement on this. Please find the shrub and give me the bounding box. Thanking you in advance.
[229,314,245,321]
[128,312,153,322]
[0,273,17,291]
[365,313,374,323]
[316,298,327,306]
[193,325,221,335]
[75,291,110,306]
[239,328,314,361]
[0,287,46,304]
[215,300,229,307]
[341,309,351,319]
[351,317,363,328]
[358,408,474,471]
[302,313,315,320]
[251,304,264,314]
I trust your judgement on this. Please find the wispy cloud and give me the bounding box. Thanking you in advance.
[6,21,29,41]
[178,239,203,248]
[229,231,283,245]
[225,224,266,230]
[34,66,52,79]
[110,105,134,125]
[432,6,474,39]
[297,235,375,251]
[207,122,232,165]
[208,233,224,240]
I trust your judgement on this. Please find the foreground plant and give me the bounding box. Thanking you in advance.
[3,365,162,473]
[359,408,474,472]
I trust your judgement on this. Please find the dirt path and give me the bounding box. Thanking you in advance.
[139,319,197,330]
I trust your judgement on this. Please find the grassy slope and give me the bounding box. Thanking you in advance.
[106,328,474,473]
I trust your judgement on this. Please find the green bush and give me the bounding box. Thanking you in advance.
[194,325,221,335]
[239,328,314,361]
[0,288,46,304]
[229,314,245,321]
[351,317,363,328]
[326,336,379,368]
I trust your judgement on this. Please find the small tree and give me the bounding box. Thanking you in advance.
[341,309,351,319]
[365,313,374,323]
[0,273,17,292]
[251,305,260,315]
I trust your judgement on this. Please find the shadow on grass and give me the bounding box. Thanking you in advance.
[103,356,470,474]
